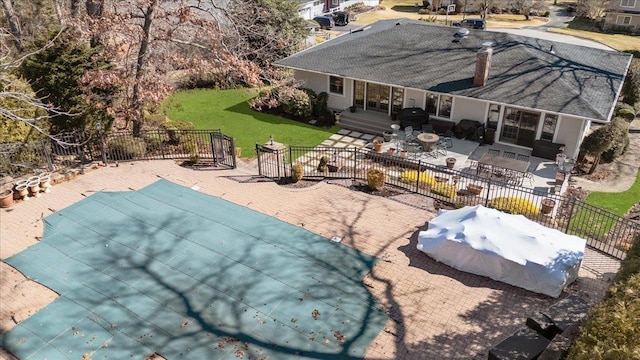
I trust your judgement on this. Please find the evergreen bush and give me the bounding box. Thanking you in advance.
[107,136,146,160]
[367,168,385,190]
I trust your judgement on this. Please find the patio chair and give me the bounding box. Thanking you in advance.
[516,154,530,162]
[503,151,516,159]
[435,140,448,156]
[404,126,416,143]
[406,142,423,159]
[488,148,500,156]
[421,124,434,133]
[522,165,535,186]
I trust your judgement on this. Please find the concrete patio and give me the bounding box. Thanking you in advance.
[319,128,564,192]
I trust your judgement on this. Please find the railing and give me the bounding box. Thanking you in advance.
[0,129,236,179]
[256,145,638,260]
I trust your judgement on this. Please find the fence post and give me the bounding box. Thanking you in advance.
[288,146,293,178]
[565,198,578,234]
[256,144,262,176]
[353,147,357,180]
[416,160,421,193]
[484,179,491,206]
[42,140,54,172]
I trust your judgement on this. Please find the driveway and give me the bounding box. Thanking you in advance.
[491,6,614,51]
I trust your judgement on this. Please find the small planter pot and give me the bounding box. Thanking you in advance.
[467,184,483,195]
[541,198,556,215]
[400,150,408,158]
[387,147,396,155]
[15,183,29,201]
[0,189,14,208]
[373,139,384,152]
[446,157,456,169]
[28,179,41,197]
[38,173,52,193]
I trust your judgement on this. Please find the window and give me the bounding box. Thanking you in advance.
[329,76,344,95]
[540,114,558,142]
[621,0,636,7]
[617,15,632,25]
[425,93,438,115]
[438,95,452,118]
[331,0,339,6]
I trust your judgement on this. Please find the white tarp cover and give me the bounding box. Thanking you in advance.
[417,205,586,297]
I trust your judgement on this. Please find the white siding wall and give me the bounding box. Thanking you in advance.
[404,89,425,108]
[452,97,487,123]
[555,115,586,159]
[294,70,325,91]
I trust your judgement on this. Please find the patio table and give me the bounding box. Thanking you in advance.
[477,153,530,178]
[417,133,440,151]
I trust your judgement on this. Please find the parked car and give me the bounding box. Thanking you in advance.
[332,11,349,26]
[452,18,486,30]
[313,16,335,30]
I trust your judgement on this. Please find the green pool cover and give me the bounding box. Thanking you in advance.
[1,179,387,359]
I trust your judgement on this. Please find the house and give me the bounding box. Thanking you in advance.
[274,20,632,159]
[603,0,640,33]
[297,0,379,20]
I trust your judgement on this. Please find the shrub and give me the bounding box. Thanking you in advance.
[367,168,385,190]
[182,140,199,162]
[615,102,637,121]
[292,163,304,183]
[107,136,147,160]
[316,92,329,118]
[161,120,194,130]
[165,128,181,145]
[248,88,281,111]
[488,197,540,216]
[601,117,630,163]
[566,236,640,359]
[281,88,313,119]
[400,170,457,199]
[143,133,163,152]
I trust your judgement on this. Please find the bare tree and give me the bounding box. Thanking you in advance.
[1,0,23,51]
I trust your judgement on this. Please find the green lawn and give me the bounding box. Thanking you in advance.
[162,88,338,157]
[586,172,640,216]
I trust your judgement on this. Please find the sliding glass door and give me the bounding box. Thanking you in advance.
[500,107,540,148]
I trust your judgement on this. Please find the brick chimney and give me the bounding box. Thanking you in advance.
[473,42,493,86]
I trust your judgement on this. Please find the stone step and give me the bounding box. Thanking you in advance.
[338,113,399,138]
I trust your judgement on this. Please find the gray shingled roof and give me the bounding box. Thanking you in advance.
[275,20,632,121]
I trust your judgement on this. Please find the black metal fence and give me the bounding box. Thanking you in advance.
[0,129,236,179]
[256,145,638,260]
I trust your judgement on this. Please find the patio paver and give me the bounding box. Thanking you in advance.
[0,159,620,360]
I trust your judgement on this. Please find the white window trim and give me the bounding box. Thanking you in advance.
[616,15,632,25]
[620,0,636,8]
[328,76,345,97]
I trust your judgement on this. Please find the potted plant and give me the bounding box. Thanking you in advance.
[541,198,556,215]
